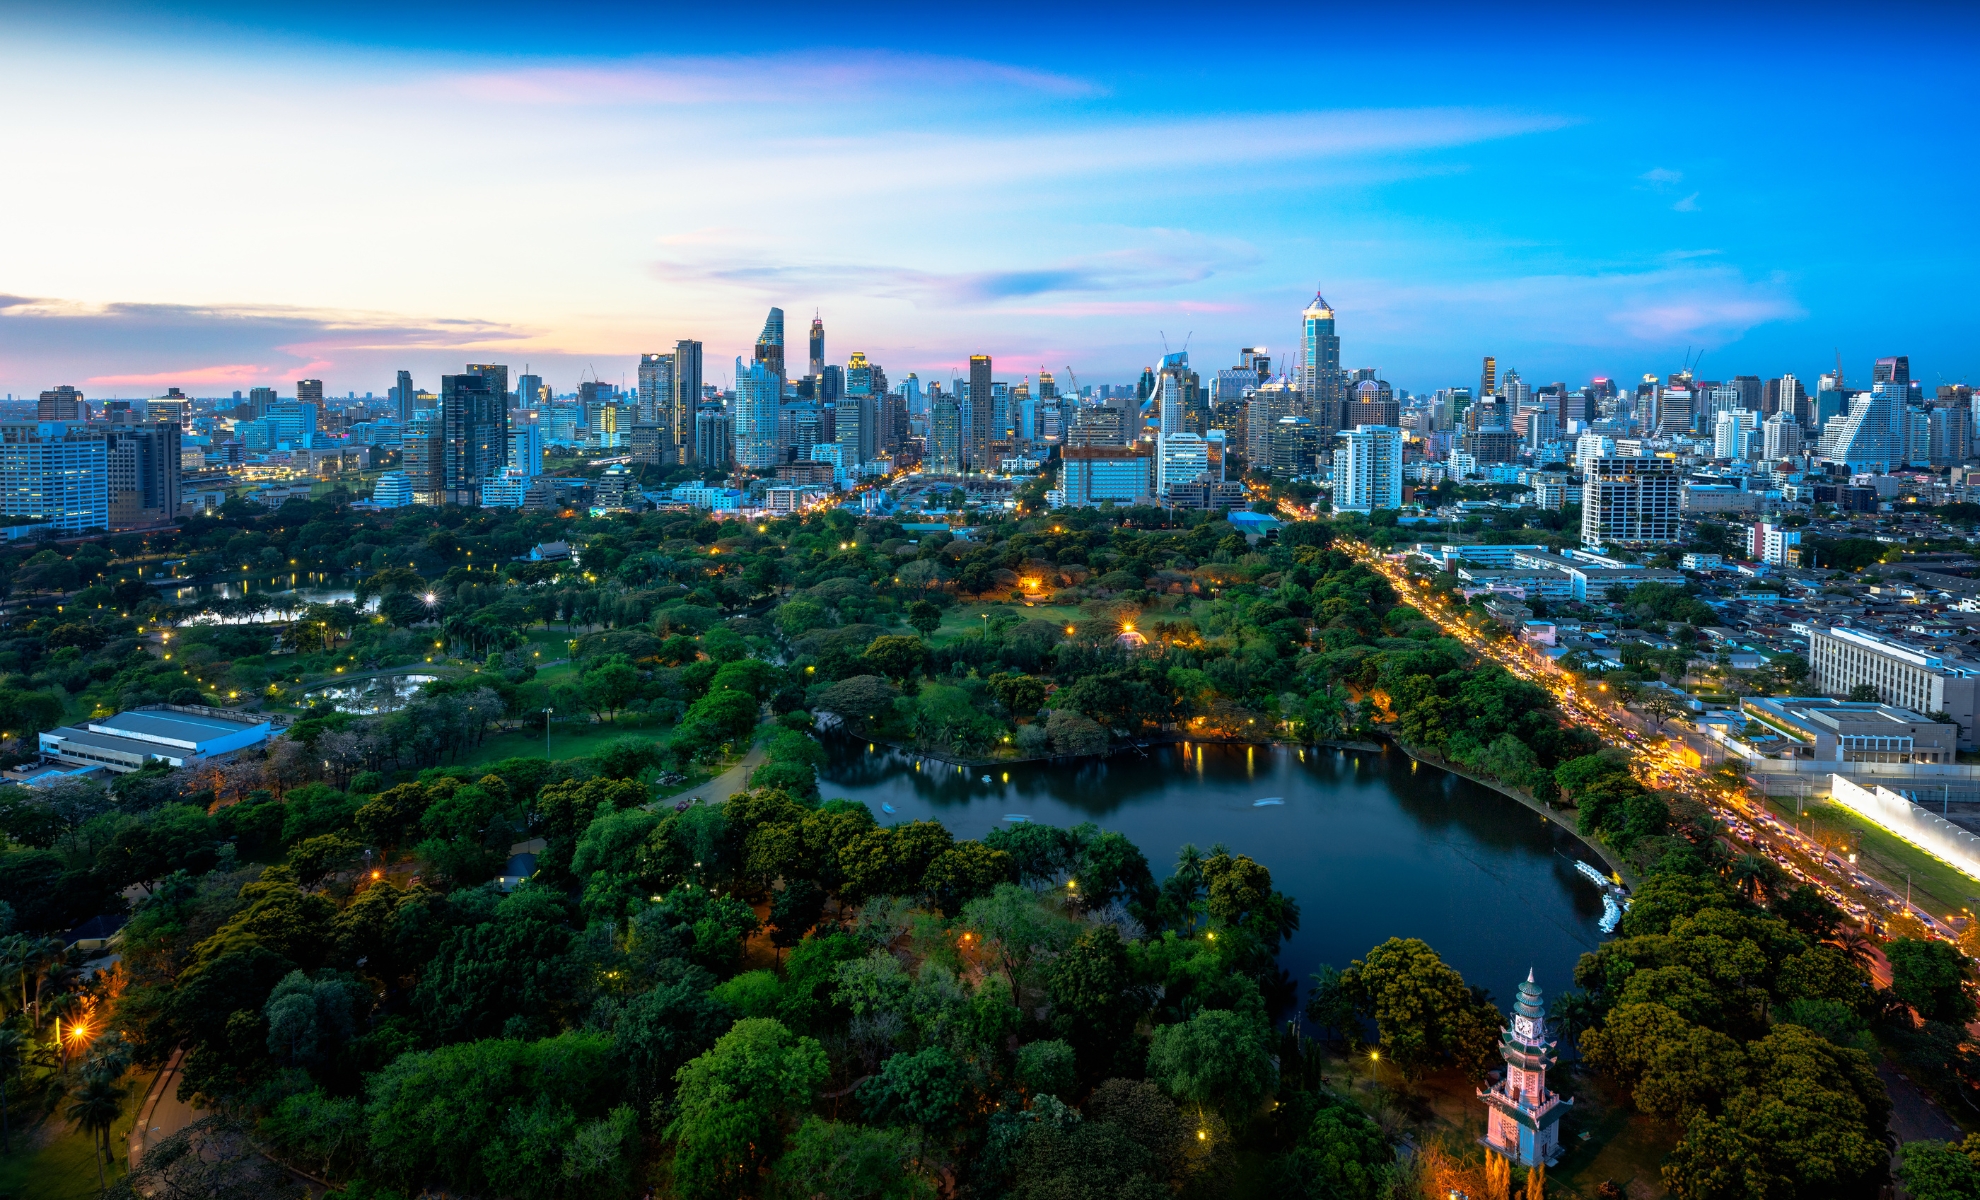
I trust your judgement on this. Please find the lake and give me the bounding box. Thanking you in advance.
[818,740,1609,1013]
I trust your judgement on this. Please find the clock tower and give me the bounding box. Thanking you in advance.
[1477,970,1571,1167]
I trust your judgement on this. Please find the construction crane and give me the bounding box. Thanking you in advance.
[1063,366,1080,398]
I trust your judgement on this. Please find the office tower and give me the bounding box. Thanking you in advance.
[670,340,704,465]
[37,385,83,421]
[1240,347,1271,378]
[1815,375,1848,428]
[638,353,674,429]
[1479,356,1497,402]
[694,406,734,469]
[516,373,544,409]
[880,390,907,455]
[467,362,510,414]
[1300,290,1343,422]
[1581,455,1680,548]
[1270,415,1321,478]
[1763,414,1804,460]
[1060,444,1153,507]
[395,370,414,424]
[1874,356,1910,386]
[297,379,323,407]
[1525,409,1559,450]
[247,386,276,419]
[1345,378,1398,428]
[1714,410,1757,459]
[1575,433,1617,465]
[809,315,825,378]
[1777,374,1806,424]
[0,422,109,530]
[966,354,993,470]
[846,352,874,398]
[1152,351,1187,438]
[104,421,181,528]
[1827,387,1903,473]
[930,394,962,473]
[1927,405,1969,467]
[1337,425,1404,512]
[754,308,786,382]
[440,372,504,504]
[1731,375,1763,412]
[838,391,876,468]
[1157,432,1209,494]
[1655,385,1694,435]
[1904,405,1932,467]
[629,424,665,466]
[509,414,544,476]
[734,356,782,470]
[903,374,926,418]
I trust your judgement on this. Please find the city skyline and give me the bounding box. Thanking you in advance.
[2,3,1977,395]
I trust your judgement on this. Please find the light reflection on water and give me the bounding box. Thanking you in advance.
[821,740,1609,1012]
[303,673,439,714]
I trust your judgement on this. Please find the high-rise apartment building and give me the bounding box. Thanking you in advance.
[395,370,414,424]
[1337,425,1403,512]
[248,387,276,418]
[297,379,324,406]
[929,395,962,474]
[734,356,782,470]
[440,372,505,504]
[37,385,84,421]
[1300,290,1342,424]
[1762,415,1804,460]
[966,355,993,471]
[1581,455,1680,548]
[1829,388,1901,473]
[403,422,444,505]
[105,422,181,529]
[694,406,734,470]
[755,309,786,383]
[509,414,544,476]
[1479,357,1497,403]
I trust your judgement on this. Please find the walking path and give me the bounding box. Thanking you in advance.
[653,723,770,808]
[128,1049,202,1168]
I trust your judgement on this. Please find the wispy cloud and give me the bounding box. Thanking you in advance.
[0,296,532,392]
[651,236,1264,306]
[1640,167,1684,185]
[1672,192,1701,212]
[442,51,1102,106]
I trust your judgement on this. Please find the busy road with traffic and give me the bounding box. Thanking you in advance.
[1342,538,1956,948]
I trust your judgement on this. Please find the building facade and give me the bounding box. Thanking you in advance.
[1060,444,1152,507]
[1807,626,1980,746]
[1336,425,1403,512]
[1477,971,1571,1168]
[1580,455,1680,548]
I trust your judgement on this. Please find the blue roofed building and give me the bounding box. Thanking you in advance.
[38,705,273,773]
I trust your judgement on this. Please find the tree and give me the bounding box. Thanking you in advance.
[581,660,642,722]
[0,1025,20,1152]
[1847,683,1881,703]
[668,1018,830,1200]
[1639,691,1682,732]
[961,884,1075,998]
[862,635,930,683]
[1146,1006,1276,1118]
[1887,938,1977,1025]
[817,675,898,733]
[905,601,942,637]
[1338,937,1502,1081]
[263,970,365,1070]
[987,672,1048,720]
[769,880,826,952]
[774,1118,936,1200]
[1049,925,1143,1079]
[67,1072,126,1189]
[1897,1140,1980,1200]
[860,1045,971,1135]
[1280,1103,1392,1200]
[921,841,1014,914]
[614,971,733,1108]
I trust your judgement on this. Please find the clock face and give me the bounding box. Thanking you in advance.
[1514,1016,1536,1040]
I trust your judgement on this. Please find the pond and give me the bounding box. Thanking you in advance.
[168,574,381,624]
[303,673,439,714]
[819,740,1610,1012]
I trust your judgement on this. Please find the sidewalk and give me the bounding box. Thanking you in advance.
[128,1049,202,1168]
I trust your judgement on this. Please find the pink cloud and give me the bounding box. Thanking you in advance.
[87,363,286,387]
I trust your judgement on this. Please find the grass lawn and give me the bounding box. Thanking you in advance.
[928,600,1089,646]
[1764,796,1980,919]
[458,718,666,769]
[0,1069,150,1200]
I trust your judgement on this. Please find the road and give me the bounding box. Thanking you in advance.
[1344,540,1945,943]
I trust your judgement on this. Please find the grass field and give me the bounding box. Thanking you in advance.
[0,1070,149,1200]
[928,600,1088,646]
[458,718,663,769]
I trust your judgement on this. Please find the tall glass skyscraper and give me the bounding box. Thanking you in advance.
[809,314,825,378]
[734,356,782,469]
[1300,288,1342,425]
[755,308,786,383]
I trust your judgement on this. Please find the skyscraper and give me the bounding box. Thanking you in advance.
[37,385,83,421]
[248,387,276,419]
[672,340,704,466]
[967,354,993,471]
[395,370,414,424]
[734,356,782,470]
[809,314,825,378]
[1300,289,1342,423]
[297,379,324,406]
[638,353,674,431]
[441,371,505,504]
[1874,355,1910,385]
[0,422,109,530]
[755,309,786,383]
[1581,455,1680,548]
[1479,356,1497,403]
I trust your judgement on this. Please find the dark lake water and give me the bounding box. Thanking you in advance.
[819,740,1608,1013]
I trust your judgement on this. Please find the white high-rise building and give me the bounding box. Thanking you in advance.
[1157,432,1209,493]
[1336,425,1403,513]
[0,422,110,532]
[1714,410,1757,459]
[1762,414,1804,460]
[1828,389,1900,473]
[508,415,544,477]
[1574,433,1616,466]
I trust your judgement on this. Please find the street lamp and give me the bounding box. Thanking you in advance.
[544,707,553,758]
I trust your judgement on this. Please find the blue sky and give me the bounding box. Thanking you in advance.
[1,1,1975,398]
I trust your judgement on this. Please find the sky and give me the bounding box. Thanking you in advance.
[2,1,1977,399]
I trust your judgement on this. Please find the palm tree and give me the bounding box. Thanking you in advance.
[0,1025,21,1152]
[1829,927,1879,971]
[1728,853,1784,904]
[66,1073,124,1191]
